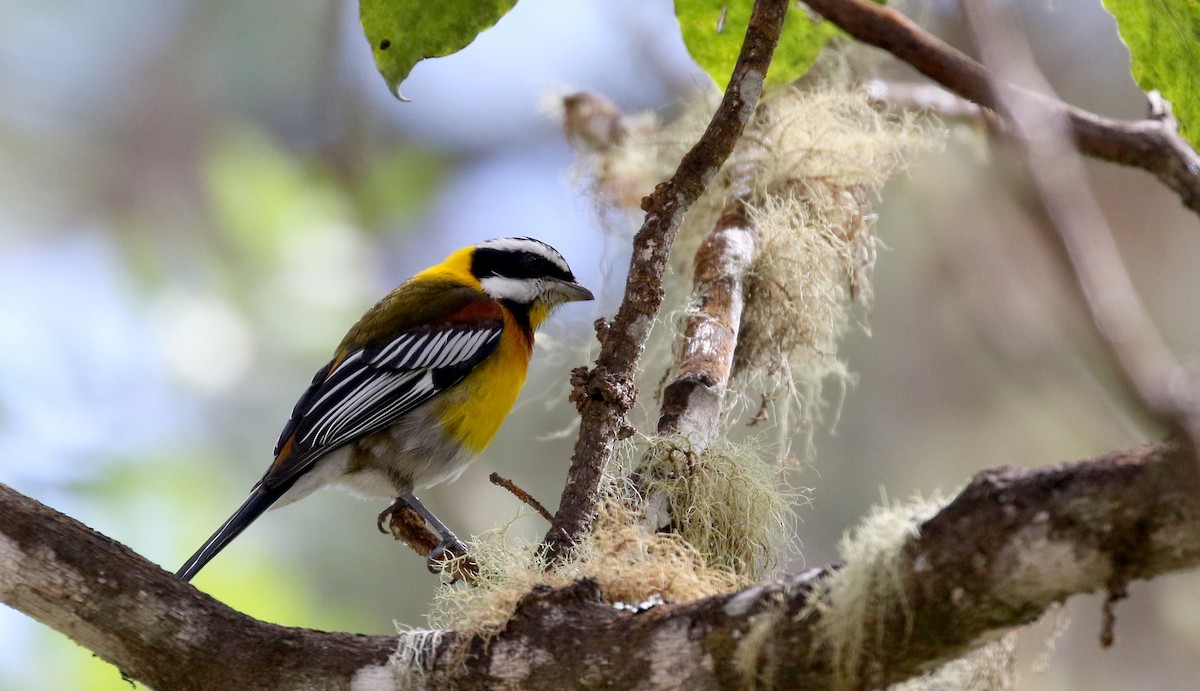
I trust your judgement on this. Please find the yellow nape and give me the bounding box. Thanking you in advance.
[413,246,481,290]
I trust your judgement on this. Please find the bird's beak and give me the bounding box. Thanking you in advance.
[547,278,594,303]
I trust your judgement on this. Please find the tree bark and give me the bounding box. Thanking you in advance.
[656,201,756,442]
[4,441,1197,689]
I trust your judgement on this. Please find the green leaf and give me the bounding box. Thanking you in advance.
[675,0,840,87]
[1103,0,1200,145]
[360,0,518,99]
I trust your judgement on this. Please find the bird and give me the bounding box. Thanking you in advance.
[176,237,593,581]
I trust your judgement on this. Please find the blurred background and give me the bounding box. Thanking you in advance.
[1,0,1198,688]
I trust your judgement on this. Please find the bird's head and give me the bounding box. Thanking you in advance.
[469,237,593,328]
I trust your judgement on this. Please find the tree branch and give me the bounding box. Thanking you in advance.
[857,440,1200,686]
[6,441,1197,688]
[656,201,756,441]
[544,0,790,562]
[960,0,1200,453]
[804,0,1200,216]
[0,482,395,691]
[9,4,1200,687]
[865,79,997,127]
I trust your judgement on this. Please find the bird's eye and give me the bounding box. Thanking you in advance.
[520,254,544,271]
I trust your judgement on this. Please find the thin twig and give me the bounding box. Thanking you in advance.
[489,472,555,523]
[542,0,790,563]
[864,79,997,128]
[804,0,1200,216]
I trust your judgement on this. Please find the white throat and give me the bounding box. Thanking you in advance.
[480,275,542,303]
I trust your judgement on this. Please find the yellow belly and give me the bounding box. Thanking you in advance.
[434,327,530,453]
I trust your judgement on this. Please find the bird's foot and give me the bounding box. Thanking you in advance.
[378,493,471,575]
[376,498,404,534]
[426,536,469,574]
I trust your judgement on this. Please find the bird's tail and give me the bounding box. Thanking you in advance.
[176,486,279,582]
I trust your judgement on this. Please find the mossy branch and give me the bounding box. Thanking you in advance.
[657,201,757,442]
[4,441,1198,688]
[804,0,1200,216]
[807,440,1200,689]
[655,93,771,447]
[544,0,790,563]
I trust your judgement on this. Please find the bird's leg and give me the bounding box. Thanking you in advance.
[379,492,468,572]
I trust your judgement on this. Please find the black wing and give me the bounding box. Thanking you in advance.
[264,322,503,489]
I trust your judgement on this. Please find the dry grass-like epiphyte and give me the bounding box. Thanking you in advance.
[730,89,936,417]
[638,435,799,579]
[427,475,747,636]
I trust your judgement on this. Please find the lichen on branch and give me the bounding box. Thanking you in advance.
[542,0,792,563]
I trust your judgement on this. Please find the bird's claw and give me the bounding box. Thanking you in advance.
[426,537,469,574]
[376,502,398,534]
[377,496,423,535]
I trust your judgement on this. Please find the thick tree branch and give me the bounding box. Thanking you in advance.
[804,0,1200,215]
[545,0,789,562]
[861,440,1200,686]
[10,4,1200,687]
[5,441,1198,688]
[0,483,395,691]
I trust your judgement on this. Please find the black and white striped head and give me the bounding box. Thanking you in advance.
[469,237,593,306]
